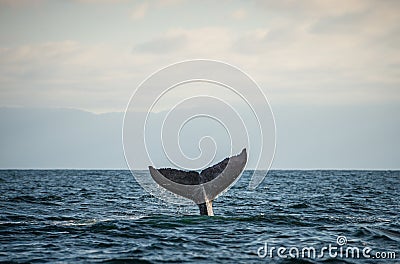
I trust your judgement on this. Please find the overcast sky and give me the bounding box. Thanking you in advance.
[0,0,399,169]
[1,0,399,112]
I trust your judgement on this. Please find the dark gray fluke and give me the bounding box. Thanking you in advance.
[149,149,247,216]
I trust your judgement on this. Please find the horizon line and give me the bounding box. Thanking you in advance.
[0,168,399,171]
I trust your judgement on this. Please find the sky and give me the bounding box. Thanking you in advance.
[0,0,399,169]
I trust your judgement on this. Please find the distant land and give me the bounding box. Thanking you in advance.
[0,108,125,169]
[0,105,399,169]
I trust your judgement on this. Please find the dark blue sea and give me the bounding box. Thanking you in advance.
[0,170,399,263]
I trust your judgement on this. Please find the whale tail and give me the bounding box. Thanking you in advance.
[148,149,247,216]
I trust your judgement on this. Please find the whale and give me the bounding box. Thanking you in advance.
[148,149,247,216]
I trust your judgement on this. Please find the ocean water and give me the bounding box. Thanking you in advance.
[0,170,399,263]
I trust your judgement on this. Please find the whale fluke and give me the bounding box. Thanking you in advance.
[149,148,247,216]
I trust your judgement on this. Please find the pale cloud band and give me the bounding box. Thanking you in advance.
[0,0,398,113]
[0,0,399,171]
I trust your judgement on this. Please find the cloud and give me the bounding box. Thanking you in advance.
[128,21,399,108]
[75,0,128,2]
[162,27,234,57]
[230,1,400,87]
[130,0,183,20]
[231,9,247,20]
[154,0,183,8]
[0,41,79,63]
[0,1,399,112]
[131,2,149,20]
[134,34,187,54]
[0,0,44,7]
[0,41,159,112]
[254,0,371,18]
[133,27,234,57]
